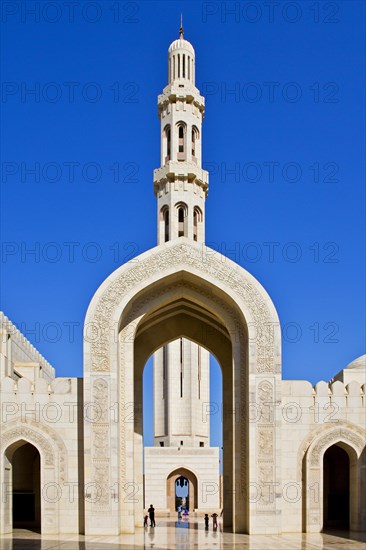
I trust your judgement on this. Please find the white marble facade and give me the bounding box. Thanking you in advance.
[0,27,365,537]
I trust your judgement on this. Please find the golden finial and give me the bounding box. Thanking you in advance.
[179,14,184,38]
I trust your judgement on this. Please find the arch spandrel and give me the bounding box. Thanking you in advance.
[84,239,281,376]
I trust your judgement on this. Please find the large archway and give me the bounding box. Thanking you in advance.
[132,289,237,531]
[84,241,281,535]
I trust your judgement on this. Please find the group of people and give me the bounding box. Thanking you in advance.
[204,512,219,530]
[177,505,189,520]
[144,504,220,530]
[144,504,156,527]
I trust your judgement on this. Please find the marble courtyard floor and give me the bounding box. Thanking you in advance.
[0,519,365,549]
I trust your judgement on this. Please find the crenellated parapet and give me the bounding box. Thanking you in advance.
[0,375,79,426]
[0,311,55,381]
[0,375,76,396]
[281,376,365,428]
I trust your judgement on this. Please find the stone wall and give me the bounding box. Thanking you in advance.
[280,377,366,532]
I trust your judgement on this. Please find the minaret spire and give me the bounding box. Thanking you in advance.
[179,14,184,38]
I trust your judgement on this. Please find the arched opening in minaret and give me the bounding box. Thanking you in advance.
[175,202,188,238]
[177,122,186,161]
[193,206,203,242]
[160,206,169,242]
[5,440,41,532]
[178,207,185,237]
[162,124,171,163]
[191,126,199,161]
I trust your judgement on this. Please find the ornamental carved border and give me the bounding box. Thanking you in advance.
[1,419,68,482]
[256,380,276,509]
[90,243,276,374]
[118,329,127,489]
[296,421,366,475]
[310,426,365,466]
[1,425,54,466]
[91,378,110,510]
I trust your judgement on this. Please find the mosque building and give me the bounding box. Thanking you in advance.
[0,26,365,536]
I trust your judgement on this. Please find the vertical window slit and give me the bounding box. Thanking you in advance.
[180,338,183,397]
[178,206,185,237]
[198,346,201,399]
[164,209,169,242]
[163,345,167,399]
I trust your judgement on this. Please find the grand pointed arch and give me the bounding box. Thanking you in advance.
[83,239,281,535]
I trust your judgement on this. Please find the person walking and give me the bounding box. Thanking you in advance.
[148,504,156,527]
[204,513,209,530]
[211,512,218,529]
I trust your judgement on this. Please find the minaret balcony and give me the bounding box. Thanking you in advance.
[158,84,205,113]
[153,161,208,195]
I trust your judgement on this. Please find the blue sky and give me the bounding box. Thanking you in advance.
[1,1,365,447]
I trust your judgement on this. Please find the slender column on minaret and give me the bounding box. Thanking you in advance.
[153,29,211,449]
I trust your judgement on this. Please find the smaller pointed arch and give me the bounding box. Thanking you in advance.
[176,121,187,161]
[167,466,198,512]
[193,206,203,242]
[175,202,188,238]
[191,125,200,160]
[160,205,170,242]
[163,124,171,163]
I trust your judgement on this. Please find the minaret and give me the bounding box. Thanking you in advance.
[153,26,210,448]
[154,23,208,244]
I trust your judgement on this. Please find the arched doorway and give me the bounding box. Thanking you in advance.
[6,441,41,532]
[323,444,349,529]
[176,476,189,510]
[167,468,198,513]
[302,425,366,532]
